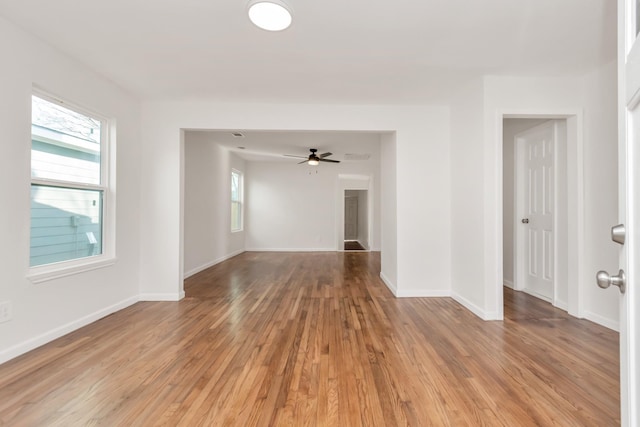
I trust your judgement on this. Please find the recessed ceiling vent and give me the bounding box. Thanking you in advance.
[232,132,244,137]
[344,153,371,161]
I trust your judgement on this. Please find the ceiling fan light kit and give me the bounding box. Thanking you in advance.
[247,0,292,31]
[284,148,341,166]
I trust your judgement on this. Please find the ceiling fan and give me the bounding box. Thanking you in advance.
[284,148,340,165]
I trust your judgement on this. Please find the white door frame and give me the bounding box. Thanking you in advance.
[336,174,372,251]
[496,110,585,320]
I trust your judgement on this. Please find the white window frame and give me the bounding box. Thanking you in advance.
[27,88,116,283]
[231,169,244,232]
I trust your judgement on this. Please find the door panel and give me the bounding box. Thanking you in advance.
[618,0,640,424]
[624,93,640,427]
[519,121,555,301]
[344,197,358,240]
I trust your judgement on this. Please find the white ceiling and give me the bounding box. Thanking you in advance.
[0,0,616,105]
[186,129,383,162]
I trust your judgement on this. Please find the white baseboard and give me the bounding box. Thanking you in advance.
[452,292,500,320]
[522,288,552,303]
[245,248,335,252]
[503,279,514,289]
[0,295,139,365]
[583,310,620,332]
[379,272,397,295]
[395,289,451,298]
[553,299,569,311]
[184,249,245,279]
[139,292,184,301]
[378,273,451,298]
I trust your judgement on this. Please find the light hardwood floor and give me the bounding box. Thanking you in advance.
[0,252,619,426]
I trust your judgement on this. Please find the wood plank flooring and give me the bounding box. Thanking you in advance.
[0,252,620,426]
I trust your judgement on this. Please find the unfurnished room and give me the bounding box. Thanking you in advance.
[1,0,639,425]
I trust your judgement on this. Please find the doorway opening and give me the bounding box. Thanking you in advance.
[344,189,369,251]
[503,117,570,312]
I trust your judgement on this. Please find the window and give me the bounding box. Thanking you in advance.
[231,170,243,232]
[29,93,110,274]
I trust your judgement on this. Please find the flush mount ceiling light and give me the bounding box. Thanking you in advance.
[247,0,292,31]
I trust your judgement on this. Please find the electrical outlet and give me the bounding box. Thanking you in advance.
[0,301,13,323]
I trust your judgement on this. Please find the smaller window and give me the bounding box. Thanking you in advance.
[28,90,115,283]
[30,94,107,268]
[231,170,243,232]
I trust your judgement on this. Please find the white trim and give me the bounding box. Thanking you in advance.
[379,272,450,298]
[139,292,185,301]
[184,250,245,278]
[28,257,117,284]
[379,272,397,295]
[0,296,138,365]
[452,292,500,320]
[584,310,620,332]
[244,248,335,252]
[336,175,373,252]
[521,287,552,303]
[503,279,514,289]
[395,289,451,298]
[31,177,103,191]
[554,299,569,311]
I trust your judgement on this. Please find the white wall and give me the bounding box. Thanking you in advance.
[139,103,452,299]
[184,132,245,277]
[581,60,619,330]
[0,17,141,363]
[502,118,549,287]
[245,146,379,252]
[380,133,397,289]
[245,162,343,251]
[449,77,487,317]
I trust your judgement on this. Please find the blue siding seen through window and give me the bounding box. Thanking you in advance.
[30,186,103,266]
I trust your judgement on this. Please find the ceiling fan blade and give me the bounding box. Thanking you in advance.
[283,154,308,159]
[318,152,333,158]
[319,158,340,163]
[297,159,309,164]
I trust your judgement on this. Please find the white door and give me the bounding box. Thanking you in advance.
[516,121,555,301]
[344,197,358,240]
[617,0,640,424]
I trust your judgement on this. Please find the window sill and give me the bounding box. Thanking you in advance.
[27,256,117,284]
